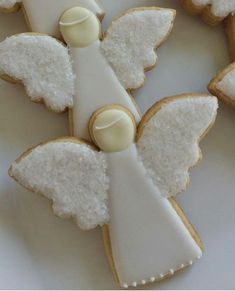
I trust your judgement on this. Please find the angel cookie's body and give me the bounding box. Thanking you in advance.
[0,0,104,37]
[10,96,218,287]
[59,7,175,140]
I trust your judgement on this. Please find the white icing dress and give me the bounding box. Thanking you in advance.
[70,40,202,286]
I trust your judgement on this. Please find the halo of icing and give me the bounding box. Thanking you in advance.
[60,6,100,47]
[90,107,136,153]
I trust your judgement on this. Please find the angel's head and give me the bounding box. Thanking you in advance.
[89,105,136,153]
[59,7,100,47]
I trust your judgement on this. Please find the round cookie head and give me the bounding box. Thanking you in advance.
[59,7,100,47]
[89,106,136,153]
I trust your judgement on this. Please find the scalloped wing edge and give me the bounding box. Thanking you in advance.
[101,7,176,90]
[137,94,218,198]
[9,137,110,230]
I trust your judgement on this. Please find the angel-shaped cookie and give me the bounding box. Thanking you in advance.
[181,0,235,61]
[208,62,235,107]
[0,0,104,38]
[9,96,218,288]
[0,6,176,140]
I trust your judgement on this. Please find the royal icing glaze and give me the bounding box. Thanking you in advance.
[0,0,104,38]
[60,7,100,48]
[101,8,176,90]
[192,0,235,18]
[90,107,136,153]
[0,34,74,112]
[107,144,202,286]
[10,139,109,230]
[70,40,141,141]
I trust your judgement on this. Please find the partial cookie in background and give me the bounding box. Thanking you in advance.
[0,0,104,38]
[181,0,235,61]
[208,62,235,107]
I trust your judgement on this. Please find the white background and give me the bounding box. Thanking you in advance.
[0,0,235,289]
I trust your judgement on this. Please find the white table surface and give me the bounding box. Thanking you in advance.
[0,0,234,289]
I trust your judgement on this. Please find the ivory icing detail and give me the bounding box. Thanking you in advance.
[21,0,103,38]
[91,108,136,153]
[60,7,100,48]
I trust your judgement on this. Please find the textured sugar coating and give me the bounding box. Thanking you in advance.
[10,141,110,230]
[0,34,75,112]
[137,96,218,198]
[192,0,235,17]
[216,69,235,100]
[101,9,175,90]
[0,0,20,8]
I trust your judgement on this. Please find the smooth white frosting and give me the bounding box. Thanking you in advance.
[101,8,175,90]
[22,0,103,37]
[107,145,202,286]
[192,0,235,17]
[216,68,235,100]
[10,140,110,230]
[0,34,74,112]
[71,40,141,141]
[137,96,218,198]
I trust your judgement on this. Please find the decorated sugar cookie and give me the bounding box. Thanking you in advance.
[9,96,218,288]
[181,0,235,61]
[208,62,235,107]
[0,5,218,288]
[0,0,104,37]
[0,6,176,140]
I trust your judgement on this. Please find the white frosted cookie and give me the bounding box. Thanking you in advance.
[0,7,176,140]
[182,0,235,61]
[9,95,218,288]
[182,0,235,23]
[0,0,104,37]
[209,62,235,107]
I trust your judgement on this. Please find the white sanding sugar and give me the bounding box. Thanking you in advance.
[0,34,75,112]
[0,0,20,8]
[137,96,218,198]
[192,0,235,17]
[10,140,110,230]
[217,69,235,100]
[101,9,175,90]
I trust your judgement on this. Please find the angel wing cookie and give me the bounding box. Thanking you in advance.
[0,6,176,140]
[9,95,218,288]
[208,62,235,107]
[181,0,235,61]
[0,0,104,37]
